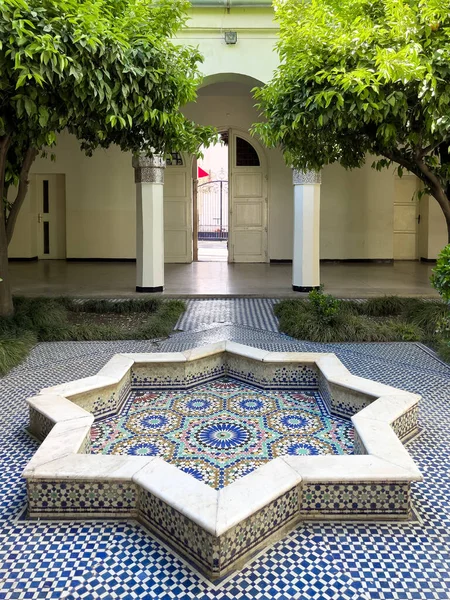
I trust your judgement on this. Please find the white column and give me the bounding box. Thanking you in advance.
[133,155,165,292]
[292,169,321,291]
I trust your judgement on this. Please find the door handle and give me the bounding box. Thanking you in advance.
[37,213,43,223]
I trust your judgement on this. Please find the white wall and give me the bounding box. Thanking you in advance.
[8,179,37,258]
[9,131,136,259]
[418,195,448,260]
[9,82,405,262]
[178,7,279,85]
[321,161,395,260]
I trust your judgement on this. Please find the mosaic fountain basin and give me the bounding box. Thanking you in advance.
[24,341,422,580]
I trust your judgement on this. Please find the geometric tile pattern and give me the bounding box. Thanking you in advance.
[0,299,449,598]
[175,298,280,332]
[90,377,354,489]
[27,480,138,516]
[300,481,411,516]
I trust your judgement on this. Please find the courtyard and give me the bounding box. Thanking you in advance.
[0,299,449,598]
[8,260,438,299]
[1,0,450,596]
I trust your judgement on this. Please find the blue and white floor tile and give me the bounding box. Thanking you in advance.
[175,299,280,333]
[0,299,449,599]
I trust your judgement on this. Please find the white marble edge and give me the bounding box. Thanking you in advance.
[224,341,270,361]
[122,352,187,363]
[40,375,117,398]
[282,454,418,482]
[23,416,93,477]
[215,457,302,536]
[315,354,351,379]
[27,394,92,423]
[356,393,420,424]
[182,341,227,361]
[352,415,422,480]
[27,453,155,481]
[328,373,412,399]
[97,354,135,382]
[262,352,330,364]
[133,457,218,535]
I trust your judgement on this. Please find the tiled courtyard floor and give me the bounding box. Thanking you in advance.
[1,300,449,599]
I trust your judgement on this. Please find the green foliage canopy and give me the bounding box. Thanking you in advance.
[0,0,213,185]
[0,0,214,316]
[254,0,450,236]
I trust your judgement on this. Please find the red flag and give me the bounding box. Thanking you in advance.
[197,166,209,178]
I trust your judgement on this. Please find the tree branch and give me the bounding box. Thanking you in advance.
[6,147,38,245]
[379,148,422,179]
[414,157,450,218]
[419,141,442,158]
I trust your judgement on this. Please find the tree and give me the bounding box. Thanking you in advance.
[0,0,214,316]
[254,0,450,242]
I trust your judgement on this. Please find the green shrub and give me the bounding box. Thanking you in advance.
[403,299,448,337]
[436,338,450,363]
[275,294,429,344]
[431,244,450,302]
[0,331,37,376]
[364,296,406,317]
[378,320,423,342]
[308,287,341,324]
[0,297,186,375]
[65,298,162,314]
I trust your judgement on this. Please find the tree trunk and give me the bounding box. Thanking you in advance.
[0,220,13,317]
[0,135,13,317]
[6,147,38,244]
[427,186,450,244]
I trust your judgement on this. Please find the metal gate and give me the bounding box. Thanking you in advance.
[198,180,228,240]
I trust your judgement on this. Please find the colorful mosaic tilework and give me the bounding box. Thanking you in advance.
[392,404,420,441]
[300,482,411,517]
[90,377,354,489]
[28,407,54,441]
[1,300,450,598]
[226,354,318,388]
[27,480,138,517]
[138,484,300,579]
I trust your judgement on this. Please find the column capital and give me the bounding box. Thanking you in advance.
[132,154,165,184]
[292,169,321,185]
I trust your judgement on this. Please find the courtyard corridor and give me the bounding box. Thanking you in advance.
[9,259,437,298]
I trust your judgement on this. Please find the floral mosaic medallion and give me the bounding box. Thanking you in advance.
[90,377,354,488]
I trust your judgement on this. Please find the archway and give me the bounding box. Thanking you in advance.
[164,73,270,264]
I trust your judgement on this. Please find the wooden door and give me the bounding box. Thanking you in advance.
[228,130,268,263]
[164,153,192,263]
[36,174,66,259]
[393,174,419,259]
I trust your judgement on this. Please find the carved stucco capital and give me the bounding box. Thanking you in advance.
[132,154,165,184]
[292,169,322,185]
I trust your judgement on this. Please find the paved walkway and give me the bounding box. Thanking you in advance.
[9,259,438,298]
[175,298,279,332]
[0,312,449,598]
